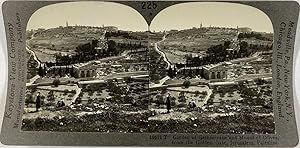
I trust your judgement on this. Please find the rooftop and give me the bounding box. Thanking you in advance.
[73,61,95,69]
[203,62,227,70]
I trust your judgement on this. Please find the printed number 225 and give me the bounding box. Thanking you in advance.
[141,2,157,9]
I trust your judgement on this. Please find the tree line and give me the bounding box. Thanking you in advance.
[52,39,145,66]
[105,31,139,40]
[166,40,273,78]
[181,41,272,68]
[238,32,272,41]
[37,64,75,77]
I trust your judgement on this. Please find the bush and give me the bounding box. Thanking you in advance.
[171,101,176,106]
[220,93,225,97]
[75,97,82,104]
[63,89,69,95]
[68,94,74,97]
[154,80,160,84]
[40,96,45,105]
[45,102,55,106]
[47,95,55,102]
[25,94,34,104]
[30,86,37,93]
[207,98,214,105]
[53,79,60,87]
[183,80,191,88]
[46,91,55,101]
[179,96,186,103]
[177,103,187,108]
[88,91,94,96]
[152,74,161,82]
[158,96,165,104]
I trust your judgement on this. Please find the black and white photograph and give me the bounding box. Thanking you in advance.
[23,1,274,134]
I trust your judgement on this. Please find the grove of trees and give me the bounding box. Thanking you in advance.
[238,32,272,41]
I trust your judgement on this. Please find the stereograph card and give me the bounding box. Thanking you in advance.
[0,0,299,147]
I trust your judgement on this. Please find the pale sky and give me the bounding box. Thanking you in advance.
[28,2,273,33]
[150,2,273,33]
[27,2,148,31]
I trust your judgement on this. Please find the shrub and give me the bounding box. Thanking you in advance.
[47,95,55,102]
[45,102,55,106]
[30,86,37,93]
[88,91,94,96]
[207,98,214,105]
[183,80,191,88]
[220,93,225,97]
[210,93,215,98]
[40,96,45,105]
[177,103,187,108]
[25,94,34,104]
[171,97,176,101]
[154,80,160,84]
[63,89,69,95]
[70,90,76,93]
[47,91,55,101]
[152,74,161,83]
[75,97,82,104]
[155,95,165,105]
[171,101,176,106]
[179,92,185,97]
[195,91,200,97]
[179,96,186,103]
[53,79,60,87]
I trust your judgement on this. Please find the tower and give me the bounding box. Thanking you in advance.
[200,22,203,28]
[66,21,69,27]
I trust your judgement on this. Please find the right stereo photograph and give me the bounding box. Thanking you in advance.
[148,2,274,134]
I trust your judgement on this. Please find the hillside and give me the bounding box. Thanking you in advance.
[26,26,149,63]
[27,26,106,52]
[157,27,274,64]
[158,27,238,64]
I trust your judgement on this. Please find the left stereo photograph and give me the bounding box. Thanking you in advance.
[23,1,152,132]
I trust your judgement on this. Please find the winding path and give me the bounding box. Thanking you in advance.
[71,86,82,105]
[26,45,42,67]
[150,35,172,88]
[26,45,43,86]
[154,43,171,69]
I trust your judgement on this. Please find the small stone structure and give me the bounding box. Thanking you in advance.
[73,62,98,78]
[203,63,228,80]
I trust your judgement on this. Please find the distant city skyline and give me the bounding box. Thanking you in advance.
[31,22,136,30]
[27,2,273,33]
[27,2,148,31]
[150,2,273,33]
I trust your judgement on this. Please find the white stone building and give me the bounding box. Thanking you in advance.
[73,62,98,78]
[203,63,228,80]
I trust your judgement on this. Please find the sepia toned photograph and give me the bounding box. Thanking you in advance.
[23,1,151,132]
[147,2,274,134]
[23,1,274,134]
[2,0,300,146]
